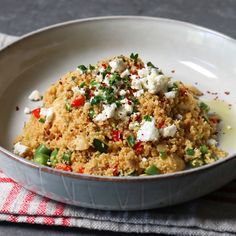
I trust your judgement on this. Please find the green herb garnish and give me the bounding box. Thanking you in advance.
[127,135,135,147]
[78,65,87,73]
[199,102,210,112]
[39,118,45,123]
[93,139,108,153]
[144,115,152,122]
[90,95,103,105]
[79,82,85,88]
[65,102,72,112]
[130,53,139,62]
[89,64,95,70]
[90,80,99,87]
[147,61,157,68]
[88,108,95,119]
[186,148,195,156]
[200,145,208,155]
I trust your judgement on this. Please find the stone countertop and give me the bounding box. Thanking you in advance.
[0,0,235,235]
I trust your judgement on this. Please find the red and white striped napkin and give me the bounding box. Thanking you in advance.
[1,34,236,235]
[2,168,236,235]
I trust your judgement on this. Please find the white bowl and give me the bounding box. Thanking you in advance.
[0,16,236,210]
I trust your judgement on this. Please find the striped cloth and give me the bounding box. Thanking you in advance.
[1,34,236,235]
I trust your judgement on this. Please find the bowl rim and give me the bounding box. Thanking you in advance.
[0,15,236,182]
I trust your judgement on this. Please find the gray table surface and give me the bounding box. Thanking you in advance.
[0,0,235,235]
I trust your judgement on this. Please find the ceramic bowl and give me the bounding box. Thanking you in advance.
[0,16,236,210]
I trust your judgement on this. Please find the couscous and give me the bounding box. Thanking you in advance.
[13,54,227,176]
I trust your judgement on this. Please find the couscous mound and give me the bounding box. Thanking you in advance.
[13,54,227,176]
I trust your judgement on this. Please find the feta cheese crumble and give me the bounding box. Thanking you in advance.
[109,58,126,73]
[137,118,159,142]
[207,139,218,146]
[13,142,29,156]
[72,86,86,95]
[28,90,42,101]
[40,108,54,122]
[164,91,176,99]
[24,107,31,114]
[95,103,117,122]
[161,124,177,137]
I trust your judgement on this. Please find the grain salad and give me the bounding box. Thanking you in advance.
[13,54,227,176]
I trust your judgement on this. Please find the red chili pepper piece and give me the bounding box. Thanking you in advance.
[32,108,41,119]
[179,87,187,96]
[209,116,220,124]
[55,163,72,172]
[102,63,107,69]
[134,141,143,155]
[112,165,119,176]
[112,130,122,142]
[78,167,85,174]
[158,120,165,129]
[71,95,85,107]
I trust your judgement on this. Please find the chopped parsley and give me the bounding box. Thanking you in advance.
[186,148,195,156]
[88,108,95,119]
[90,80,99,87]
[200,145,208,155]
[79,82,85,88]
[78,65,87,74]
[65,102,72,112]
[199,102,210,112]
[147,61,157,68]
[127,135,135,147]
[89,64,95,70]
[90,95,103,105]
[130,53,139,63]
[39,118,45,123]
[93,139,108,153]
[109,73,120,86]
[144,115,152,122]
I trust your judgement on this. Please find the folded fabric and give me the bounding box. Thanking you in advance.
[1,33,236,236]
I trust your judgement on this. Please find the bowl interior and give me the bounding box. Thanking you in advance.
[0,17,236,159]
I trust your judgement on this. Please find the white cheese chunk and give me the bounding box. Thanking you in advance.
[164,91,176,99]
[24,107,31,114]
[133,89,144,97]
[129,121,140,130]
[138,67,149,78]
[162,124,177,137]
[13,142,29,156]
[137,119,159,142]
[207,139,218,146]
[119,89,127,96]
[72,86,85,95]
[40,108,54,122]
[28,90,42,101]
[120,69,130,78]
[95,103,117,122]
[131,76,143,90]
[109,58,126,73]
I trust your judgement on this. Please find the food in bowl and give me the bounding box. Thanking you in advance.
[13,54,227,176]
